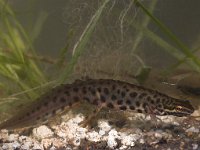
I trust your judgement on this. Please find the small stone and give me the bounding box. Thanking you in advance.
[49,146,56,150]
[2,143,9,150]
[119,145,128,150]
[0,129,8,142]
[18,135,27,142]
[154,132,163,138]
[12,141,21,149]
[8,134,19,142]
[139,139,145,144]
[192,143,198,150]
[87,131,101,142]
[33,125,53,139]
[52,138,66,148]
[99,130,106,136]
[107,129,119,149]
[120,133,140,147]
[42,139,52,149]
[21,141,32,149]
[55,115,87,146]
[32,142,43,150]
[98,120,111,132]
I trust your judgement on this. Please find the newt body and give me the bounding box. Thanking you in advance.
[0,79,194,129]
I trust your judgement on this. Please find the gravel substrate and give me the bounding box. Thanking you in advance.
[0,111,200,150]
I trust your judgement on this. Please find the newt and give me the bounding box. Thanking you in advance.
[0,79,194,129]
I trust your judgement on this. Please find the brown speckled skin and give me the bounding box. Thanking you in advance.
[0,79,194,129]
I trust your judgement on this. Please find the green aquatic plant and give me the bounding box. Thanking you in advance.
[133,0,200,73]
[0,0,48,119]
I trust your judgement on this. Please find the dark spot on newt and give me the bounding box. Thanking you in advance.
[90,89,96,96]
[60,97,66,103]
[112,85,116,90]
[82,86,87,94]
[111,95,117,101]
[137,109,143,113]
[156,98,160,103]
[104,88,109,95]
[117,100,123,105]
[119,106,127,110]
[92,99,99,105]
[129,105,135,110]
[73,96,80,102]
[126,99,131,105]
[97,87,101,92]
[73,87,79,92]
[121,91,126,98]
[100,95,106,102]
[83,97,90,103]
[138,93,147,99]
[26,112,30,116]
[107,103,114,108]
[130,92,137,98]
[36,106,41,110]
[117,89,121,94]
[136,101,140,107]
[44,101,48,106]
[65,91,70,96]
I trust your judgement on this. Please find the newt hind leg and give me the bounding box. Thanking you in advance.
[79,105,103,128]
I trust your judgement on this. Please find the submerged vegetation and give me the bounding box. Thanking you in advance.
[0,0,199,121]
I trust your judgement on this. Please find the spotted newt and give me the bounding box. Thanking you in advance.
[0,79,194,129]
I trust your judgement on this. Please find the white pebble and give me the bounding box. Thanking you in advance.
[139,138,145,144]
[12,141,21,149]
[49,146,57,150]
[119,145,128,150]
[32,142,43,150]
[41,139,52,149]
[55,115,87,146]
[87,131,101,142]
[192,143,198,150]
[107,129,119,148]
[0,129,8,142]
[18,135,27,142]
[2,143,9,150]
[98,120,112,136]
[8,134,19,142]
[33,125,53,139]
[154,132,163,138]
[21,141,32,149]
[99,129,106,136]
[98,120,111,132]
[120,132,142,148]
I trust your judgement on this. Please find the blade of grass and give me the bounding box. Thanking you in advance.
[30,11,48,43]
[57,29,74,66]
[131,0,158,54]
[0,1,47,99]
[163,47,200,75]
[131,22,184,59]
[131,22,200,72]
[58,0,111,83]
[129,0,158,82]
[3,17,25,63]
[0,0,46,82]
[134,0,200,70]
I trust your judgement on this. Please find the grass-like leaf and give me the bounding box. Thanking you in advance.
[58,0,111,83]
[134,0,200,71]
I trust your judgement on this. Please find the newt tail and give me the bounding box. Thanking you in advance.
[0,79,194,129]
